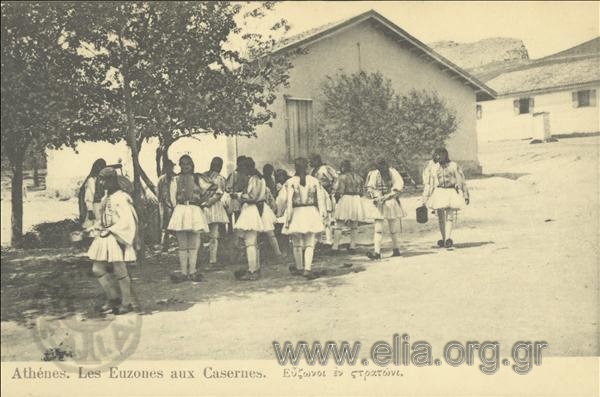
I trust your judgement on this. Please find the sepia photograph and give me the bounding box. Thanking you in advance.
[1,1,599,396]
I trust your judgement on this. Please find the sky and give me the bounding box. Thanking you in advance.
[256,1,599,59]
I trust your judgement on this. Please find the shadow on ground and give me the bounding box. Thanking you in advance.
[453,241,494,249]
[1,235,492,326]
[0,240,371,325]
[472,172,530,180]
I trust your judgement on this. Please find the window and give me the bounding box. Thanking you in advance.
[476,104,482,120]
[572,89,596,108]
[578,90,590,107]
[519,98,530,114]
[513,97,534,115]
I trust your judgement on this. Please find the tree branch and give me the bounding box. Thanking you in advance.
[139,164,157,197]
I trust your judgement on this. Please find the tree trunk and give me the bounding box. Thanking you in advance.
[123,77,145,265]
[162,145,171,171]
[155,147,162,177]
[32,155,40,188]
[10,155,24,247]
[156,134,173,178]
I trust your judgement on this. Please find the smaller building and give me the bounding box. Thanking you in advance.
[477,38,599,142]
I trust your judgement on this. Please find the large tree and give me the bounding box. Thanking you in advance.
[316,71,458,177]
[67,2,294,256]
[1,2,114,246]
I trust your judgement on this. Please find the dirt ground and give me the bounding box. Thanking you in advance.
[1,136,598,361]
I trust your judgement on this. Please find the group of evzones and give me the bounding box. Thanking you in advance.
[79,148,469,314]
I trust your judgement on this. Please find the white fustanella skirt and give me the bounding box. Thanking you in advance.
[427,188,465,210]
[362,197,407,220]
[204,201,229,224]
[234,203,277,232]
[334,195,370,222]
[88,234,136,263]
[283,206,325,235]
[168,204,209,232]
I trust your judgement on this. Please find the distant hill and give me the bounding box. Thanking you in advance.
[430,37,531,81]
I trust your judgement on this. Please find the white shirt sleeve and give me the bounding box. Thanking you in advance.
[390,168,404,192]
[84,177,96,209]
[108,192,138,246]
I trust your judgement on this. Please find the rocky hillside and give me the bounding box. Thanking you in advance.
[430,37,530,81]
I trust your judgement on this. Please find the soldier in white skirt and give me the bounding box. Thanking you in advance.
[157,159,175,252]
[310,154,338,247]
[421,148,470,249]
[233,157,279,281]
[283,157,327,280]
[225,156,248,228]
[168,155,217,282]
[225,156,250,253]
[332,159,369,253]
[232,157,276,281]
[364,159,406,260]
[272,169,292,255]
[87,167,138,314]
[78,158,106,240]
[203,157,229,266]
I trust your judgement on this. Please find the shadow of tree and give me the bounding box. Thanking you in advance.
[0,243,369,325]
[1,237,489,325]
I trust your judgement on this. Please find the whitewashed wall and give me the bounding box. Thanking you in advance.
[477,84,600,142]
[46,135,231,198]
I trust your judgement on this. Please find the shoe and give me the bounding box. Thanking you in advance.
[303,270,319,280]
[113,304,134,315]
[366,252,381,260]
[391,249,401,257]
[236,271,260,281]
[316,243,332,251]
[170,272,187,283]
[445,239,454,248]
[101,298,121,312]
[188,272,204,282]
[289,266,303,276]
[437,240,445,248]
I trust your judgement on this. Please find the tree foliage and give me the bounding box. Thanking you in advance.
[1,2,110,245]
[69,2,294,176]
[316,71,459,175]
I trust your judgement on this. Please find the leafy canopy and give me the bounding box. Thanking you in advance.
[316,71,458,174]
[69,2,294,147]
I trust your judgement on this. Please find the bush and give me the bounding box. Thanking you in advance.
[19,196,159,250]
[316,71,458,177]
[25,219,81,249]
[20,232,42,249]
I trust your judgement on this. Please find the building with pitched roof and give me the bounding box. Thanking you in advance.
[233,9,495,175]
[46,9,496,196]
[477,37,599,142]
